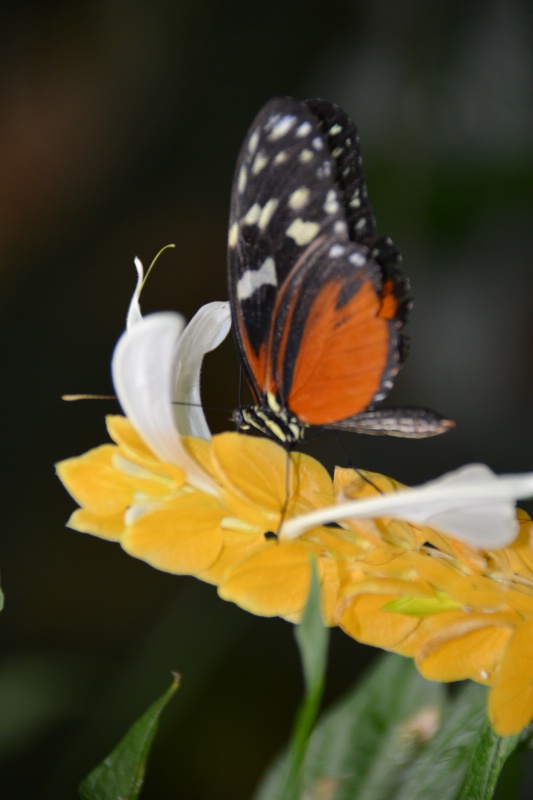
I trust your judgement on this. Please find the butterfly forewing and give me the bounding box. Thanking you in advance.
[303,98,377,245]
[228,97,367,398]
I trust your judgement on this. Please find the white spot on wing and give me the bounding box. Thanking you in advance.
[311,137,324,150]
[296,121,312,137]
[299,149,313,163]
[268,114,296,140]
[258,198,279,231]
[329,244,345,258]
[334,220,347,235]
[237,257,277,300]
[329,124,342,135]
[252,151,268,175]
[288,187,310,210]
[243,203,261,225]
[349,251,366,267]
[332,147,344,158]
[238,166,247,193]
[265,113,281,131]
[323,189,339,215]
[274,151,288,165]
[286,218,320,246]
[228,222,239,247]
[248,129,260,155]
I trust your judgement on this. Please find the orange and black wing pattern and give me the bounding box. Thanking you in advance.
[227,97,452,443]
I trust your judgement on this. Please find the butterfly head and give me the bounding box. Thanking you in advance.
[232,392,307,446]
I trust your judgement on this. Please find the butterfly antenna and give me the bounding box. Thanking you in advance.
[62,394,116,401]
[172,400,232,413]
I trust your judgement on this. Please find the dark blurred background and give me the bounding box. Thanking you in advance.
[1,1,532,797]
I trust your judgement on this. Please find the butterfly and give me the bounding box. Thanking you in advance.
[227,97,453,445]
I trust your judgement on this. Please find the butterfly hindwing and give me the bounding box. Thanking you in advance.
[266,236,404,424]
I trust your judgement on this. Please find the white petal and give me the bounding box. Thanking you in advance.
[126,257,145,328]
[111,312,219,495]
[280,464,533,549]
[172,301,231,438]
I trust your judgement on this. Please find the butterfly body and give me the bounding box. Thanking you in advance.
[227,97,452,445]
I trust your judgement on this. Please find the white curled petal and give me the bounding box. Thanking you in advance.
[126,257,145,328]
[173,301,231,438]
[280,464,533,549]
[111,312,218,495]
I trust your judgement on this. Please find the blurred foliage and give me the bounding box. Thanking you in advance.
[1,1,532,798]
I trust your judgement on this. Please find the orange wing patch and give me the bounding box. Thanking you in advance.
[379,278,401,320]
[286,277,393,425]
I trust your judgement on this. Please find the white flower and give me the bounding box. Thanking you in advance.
[280,463,533,548]
[111,258,231,494]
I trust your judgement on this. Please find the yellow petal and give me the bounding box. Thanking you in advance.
[489,618,533,735]
[210,433,333,518]
[339,593,423,656]
[66,509,125,541]
[218,541,321,621]
[122,494,224,574]
[210,433,287,509]
[338,469,406,498]
[56,446,135,515]
[106,415,155,460]
[345,577,431,598]
[107,415,185,484]
[495,512,533,579]
[182,435,218,479]
[198,524,266,585]
[416,611,515,682]
[290,450,335,510]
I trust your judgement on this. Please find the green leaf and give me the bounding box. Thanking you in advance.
[456,718,519,800]
[79,673,180,800]
[278,559,330,800]
[294,557,329,692]
[304,653,445,800]
[254,654,517,800]
[391,682,490,800]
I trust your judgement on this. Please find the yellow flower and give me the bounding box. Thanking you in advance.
[58,259,533,734]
